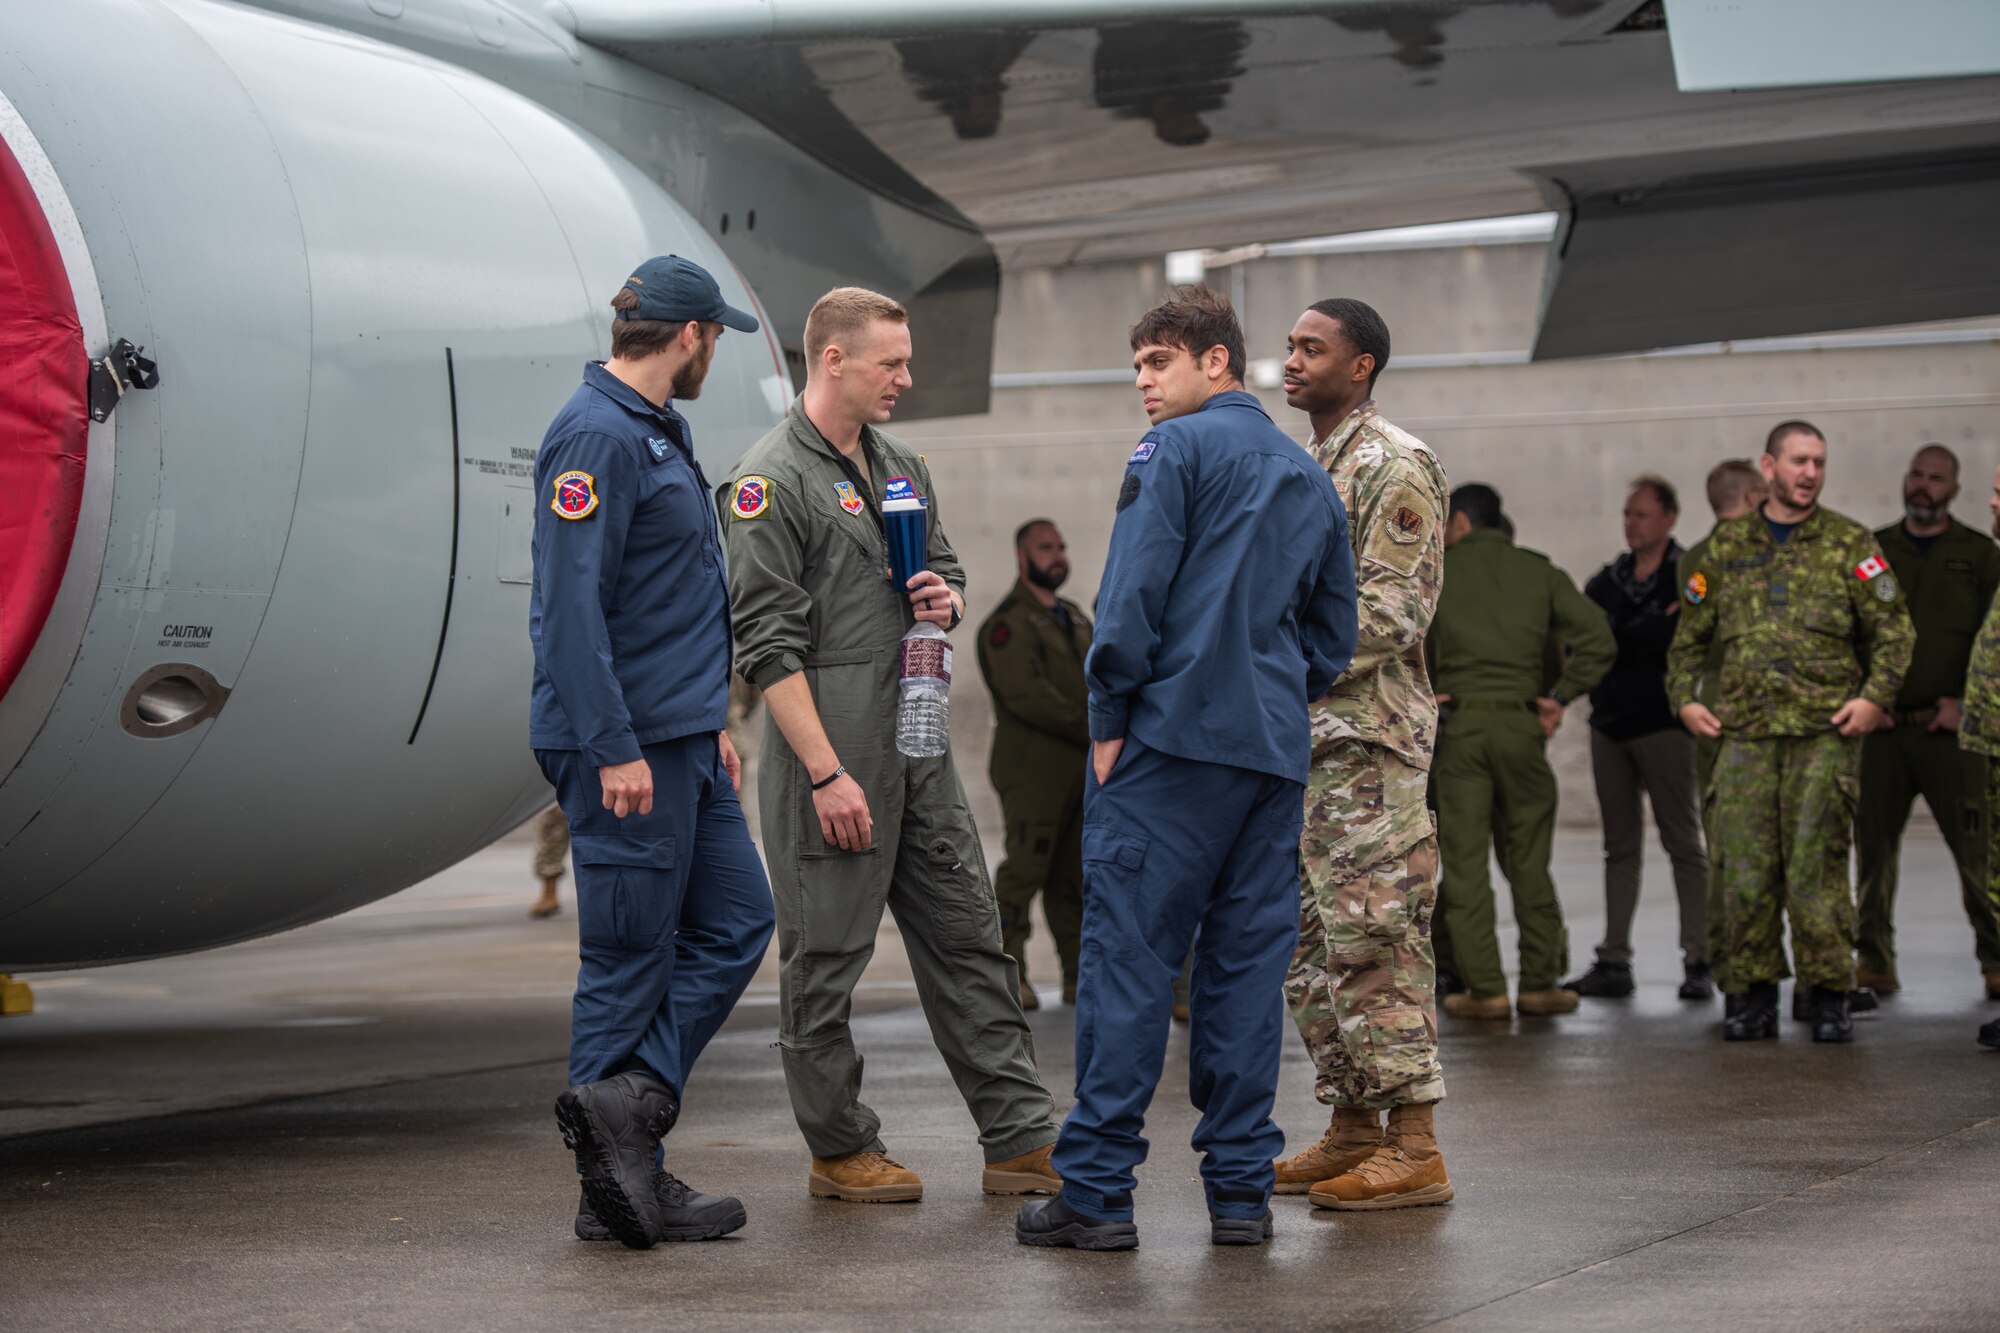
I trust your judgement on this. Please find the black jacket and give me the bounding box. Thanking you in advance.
[1585,541,1684,741]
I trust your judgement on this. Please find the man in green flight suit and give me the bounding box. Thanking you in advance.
[1856,444,2000,1001]
[1667,421,1914,1044]
[1427,484,1614,1019]
[1959,462,2000,1051]
[722,287,1059,1204]
[977,518,1093,1010]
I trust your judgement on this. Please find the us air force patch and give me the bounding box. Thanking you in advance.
[1117,472,1142,512]
[551,470,598,520]
[834,480,864,515]
[1129,437,1159,465]
[731,475,771,520]
[1389,506,1424,543]
[1684,572,1707,605]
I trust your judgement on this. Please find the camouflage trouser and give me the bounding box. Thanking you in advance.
[1710,732,1858,991]
[533,803,570,881]
[1285,739,1443,1110]
[1696,734,1728,989]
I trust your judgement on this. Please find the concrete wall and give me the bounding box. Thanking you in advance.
[889,243,2000,835]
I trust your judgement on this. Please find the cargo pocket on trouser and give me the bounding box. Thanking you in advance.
[1323,807,1432,965]
[923,837,1001,950]
[1080,828,1149,961]
[1355,1000,1438,1101]
[572,834,677,951]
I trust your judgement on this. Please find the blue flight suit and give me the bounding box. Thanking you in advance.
[1056,389,1357,1224]
[530,362,774,1092]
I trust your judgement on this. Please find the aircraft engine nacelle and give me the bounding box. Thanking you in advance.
[0,0,785,968]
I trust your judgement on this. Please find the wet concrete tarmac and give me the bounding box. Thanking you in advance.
[4,827,1997,1330]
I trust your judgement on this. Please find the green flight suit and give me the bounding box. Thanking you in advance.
[721,399,1057,1164]
[1665,506,1914,993]
[1856,519,2000,976]
[1678,532,1732,986]
[975,580,1091,992]
[1426,528,1615,997]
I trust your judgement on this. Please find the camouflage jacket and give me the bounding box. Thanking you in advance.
[1959,585,2000,759]
[1665,505,1913,738]
[1305,401,1448,771]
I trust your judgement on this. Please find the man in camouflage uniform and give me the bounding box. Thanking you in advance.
[530,803,568,918]
[1272,299,1454,1212]
[976,519,1093,1009]
[1959,463,2000,1051]
[1676,460,1766,995]
[1667,421,1913,1044]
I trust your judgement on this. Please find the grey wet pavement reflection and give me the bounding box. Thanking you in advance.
[4,828,1998,1330]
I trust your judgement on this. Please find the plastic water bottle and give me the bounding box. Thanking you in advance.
[896,620,952,758]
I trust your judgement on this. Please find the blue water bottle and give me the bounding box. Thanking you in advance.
[883,477,949,758]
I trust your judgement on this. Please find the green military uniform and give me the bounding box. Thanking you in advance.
[975,580,1092,993]
[1426,528,1615,998]
[1677,532,1732,987]
[1856,519,2000,979]
[1956,583,2000,968]
[1286,403,1450,1109]
[722,399,1057,1165]
[1665,507,1914,993]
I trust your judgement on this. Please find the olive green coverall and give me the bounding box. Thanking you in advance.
[721,400,1057,1164]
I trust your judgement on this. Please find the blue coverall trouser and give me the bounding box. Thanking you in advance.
[537,733,775,1094]
[1052,736,1303,1223]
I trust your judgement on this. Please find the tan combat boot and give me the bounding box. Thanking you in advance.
[1019,982,1041,1012]
[1516,986,1580,1016]
[1308,1102,1453,1211]
[1856,966,1900,995]
[1273,1107,1381,1194]
[809,1151,923,1203]
[1983,970,2000,1002]
[982,1142,1061,1195]
[1442,992,1511,1020]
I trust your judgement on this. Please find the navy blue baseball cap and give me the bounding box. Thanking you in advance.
[619,255,758,332]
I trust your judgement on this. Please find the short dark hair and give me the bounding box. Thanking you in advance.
[1130,285,1245,380]
[1706,459,1763,514]
[1914,441,1961,480]
[610,285,683,360]
[1450,483,1504,531]
[1014,518,1057,549]
[1629,473,1679,515]
[1307,297,1391,389]
[1764,419,1824,456]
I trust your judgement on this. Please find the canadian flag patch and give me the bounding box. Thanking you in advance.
[1854,555,1888,581]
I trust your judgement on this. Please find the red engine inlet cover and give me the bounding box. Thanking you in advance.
[0,130,88,701]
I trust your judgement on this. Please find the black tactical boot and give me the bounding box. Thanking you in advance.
[1793,986,1875,1021]
[1978,1018,2000,1051]
[1436,968,1467,998]
[1210,1210,1275,1246]
[1562,961,1634,998]
[1723,982,1779,1041]
[555,1071,680,1249]
[1810,986,1854,1044]
[1678,962,1715,1001]
[1848,986,1879,1014]
[574,1172,747,1242]
[1016,1195,1139,1251]
[1723,990,1746,1021]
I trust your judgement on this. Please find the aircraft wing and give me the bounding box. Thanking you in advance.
[563,0,2000,358]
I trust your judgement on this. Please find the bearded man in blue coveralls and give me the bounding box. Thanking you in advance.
[531,256,776,1250]
[1017,286,1357,1251]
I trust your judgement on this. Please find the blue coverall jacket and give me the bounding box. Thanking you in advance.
[1086,389,1357,784]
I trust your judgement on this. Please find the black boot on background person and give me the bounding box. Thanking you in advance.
[1016,1195,1139,1251]
[1678,961,1715,1000]
[574,1172,748,1242]
[1562,961,1634,998]
[1810,987,1855,1044]
[1978,1018,2000,1051]
[1723,981,1779,1041]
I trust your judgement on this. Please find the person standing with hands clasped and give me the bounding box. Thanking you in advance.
[723,287,1059,1206]
[1016,286,1356,1252]
[1667,421,1913,1044]
[532,257,776,1250]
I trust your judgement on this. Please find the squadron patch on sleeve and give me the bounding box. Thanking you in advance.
[551,470,599,520]
[1117,471,1142,512]
[730,475,771,520]
[1389,506,1425,543]
[990,623,1011,649]
[1362,484,1435,576]
[1684,572,1707,605]
[1873,573,1899,602]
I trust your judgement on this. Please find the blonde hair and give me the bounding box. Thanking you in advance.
[804,286,908,367]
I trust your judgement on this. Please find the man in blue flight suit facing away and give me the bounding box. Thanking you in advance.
[1016,286,1358,1251]
[531,256,776,1250]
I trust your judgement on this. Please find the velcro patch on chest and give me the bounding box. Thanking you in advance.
[552,470,598,520]
[730,475,771,519]
[833,480,864,515]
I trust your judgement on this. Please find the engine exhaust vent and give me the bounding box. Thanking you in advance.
[120,664,229,738]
